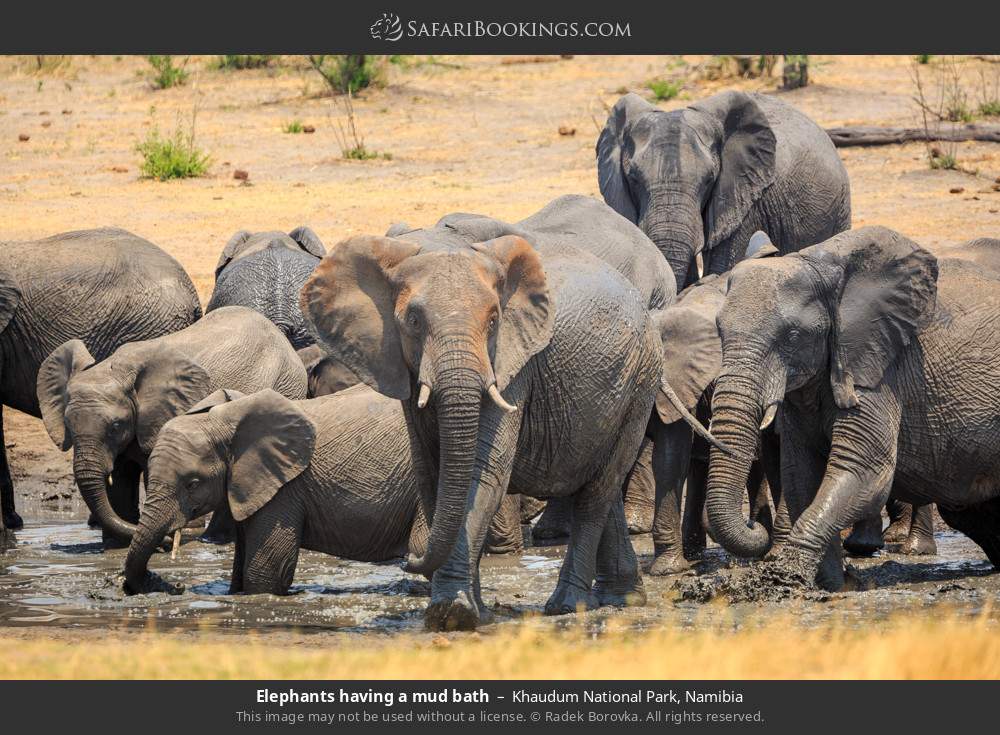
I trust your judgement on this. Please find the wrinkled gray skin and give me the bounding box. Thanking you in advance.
[706,226,1000,591]
[207,227,326,349]
[0,228,201,540]
[124,386,432,595]
[598,90,851,289]
[37,306,307,547]
[301,195,668,630]
[295,344,523,555]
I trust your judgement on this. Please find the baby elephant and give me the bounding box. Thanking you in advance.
[208,227,326,349]
[123,386,428,595]
[38,306,307,546]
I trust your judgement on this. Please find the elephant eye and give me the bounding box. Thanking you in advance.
[786,327,801,344]
[487,315,497,334]
[406,312,420,330]
[186,478,200,491]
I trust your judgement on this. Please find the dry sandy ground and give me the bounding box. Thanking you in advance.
[1,55,999,645]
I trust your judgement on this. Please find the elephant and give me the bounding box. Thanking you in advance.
[597,90,851,289]
[300,196,676,630]
[1,227,201,533]
[123,386,431,595]
[207,227,326,349]
[703,225,1000,591]
[37,305,307,547]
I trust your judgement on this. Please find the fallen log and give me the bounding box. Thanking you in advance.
[826,124,1000,147]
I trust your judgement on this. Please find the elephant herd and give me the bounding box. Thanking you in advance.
[2,90,1000,632]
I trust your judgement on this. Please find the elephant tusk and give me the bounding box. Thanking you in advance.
[171,530,181,560]
[760,403,778,430]
[487,384,517,413]
[417,383,431,409]
[107,474,113,487]
[660,376,736,456]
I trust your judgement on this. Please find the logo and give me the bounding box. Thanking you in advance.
[370,12,403,41]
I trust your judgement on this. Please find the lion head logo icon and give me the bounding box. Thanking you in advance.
[370,13,403,41]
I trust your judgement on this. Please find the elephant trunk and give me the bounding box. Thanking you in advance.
[73,442,137,543]
[640,190,706,290]
[124,485,183,594]
[705,372,771,558]
[405,340,485,576]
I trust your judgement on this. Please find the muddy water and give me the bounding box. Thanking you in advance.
[3,506,1000,638]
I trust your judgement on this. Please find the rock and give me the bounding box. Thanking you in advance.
[41,121,51,128]
[233,169,249,181]
[18,134,29,142]
[110,165,128,173]
[302,125,316,134]
[950,187,965,194]
[558,125,576,136]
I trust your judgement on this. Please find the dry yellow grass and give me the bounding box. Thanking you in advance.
[3,612,999,679]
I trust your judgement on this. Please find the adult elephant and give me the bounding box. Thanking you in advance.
[37,306,307,546]
[704,226,1000,591]
[207,227,326,348]
[1,228,201,534]
[597,90,851,289]
[301,198,674,630]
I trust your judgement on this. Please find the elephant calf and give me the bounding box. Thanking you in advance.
[38,306,307,546]
[207,227,326,349]
[124,386,429,596]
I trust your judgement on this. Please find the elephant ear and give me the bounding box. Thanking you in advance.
[597,93,655,223]
[110,342,212,453]
[0,262,19,337]
[692,92,777,251]
[215,389,316,522]
[288,226,326,258]
[214,230,253,280]
[805,227,939,409]
[300,235,421,400]
[745,230,779,260]
[37,339,96,450]
[385,222,415,237]
[438,213,516,243]
[653,277,726,424]
[186,389,246,415]
[479,236,555,390]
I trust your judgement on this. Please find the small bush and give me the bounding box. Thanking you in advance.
[929,152,957,170]
[136,127,210,180]
[916,54,933,65]
[308,55,385,95]
[343,145,380,160]
[216,55,275,70]
[980,100,1000,117]
[283,119,305,134]
[647,79,681,102]
[147,56,188,89]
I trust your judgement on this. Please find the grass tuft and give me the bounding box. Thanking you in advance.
[146,56,188,89]
[136,127,210,180]
[647,79,681,102]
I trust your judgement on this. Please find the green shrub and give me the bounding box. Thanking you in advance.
[283,119,305,134]
[979,100,1000,117]
[916,54,933,65]
[647,79,681,102]
[308,55,384,95]
[929,152,957,170]
[136,127,210,180]
[216,55,275,70]
[147,56,188,89]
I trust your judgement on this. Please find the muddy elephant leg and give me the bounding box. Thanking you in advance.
[683,457,708,557]
[532,496,573,543]
[938,500,1000,566]
[843,513,885,557]
[102,457,142,548]
[593,497,645,607]
[0,406,23,530]
[747,462,774,540]
[485,493,524,555]
[883,497,912,543]
[239,501,304,595]
[649,420,693,576]
[229,524,246,593]
[902,503,937,555]
[200,501,236,545]
[623,437,655,534]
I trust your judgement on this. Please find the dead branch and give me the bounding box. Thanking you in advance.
[826,124,1000,147]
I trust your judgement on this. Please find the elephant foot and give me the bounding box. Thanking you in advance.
[882,519,910,544]
[843,525,884,558]
[101,535,131,550]
[123,570,184,596]
[424,591,480,632]
[3,510,23,530]
[648,546,691,576]
[544,584,593,616]
[901,533,937,556]
[87,512,101,528]
[594,577,646,609]
[1,527,14,552]
[198,528,235,545]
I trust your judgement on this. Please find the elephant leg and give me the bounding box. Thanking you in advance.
[593,497,645,607]
[843,513,885,557]
[902,503,937,556]
[883,497,912,543]
[0,406,23,530]
[229,525,246,594]
[532,495,573,543]
[102,457,141,548]
[682,457,708,558]
[761,429,787,549]
[649,420,693,576]
[519,496,546,524]
[747,461,773,540]
[485,494,524,555]
[938,500,1000,567]
[622,437,655,534]
[406,500,430,561]
[200,501,236,545]
[240,501,304,595]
